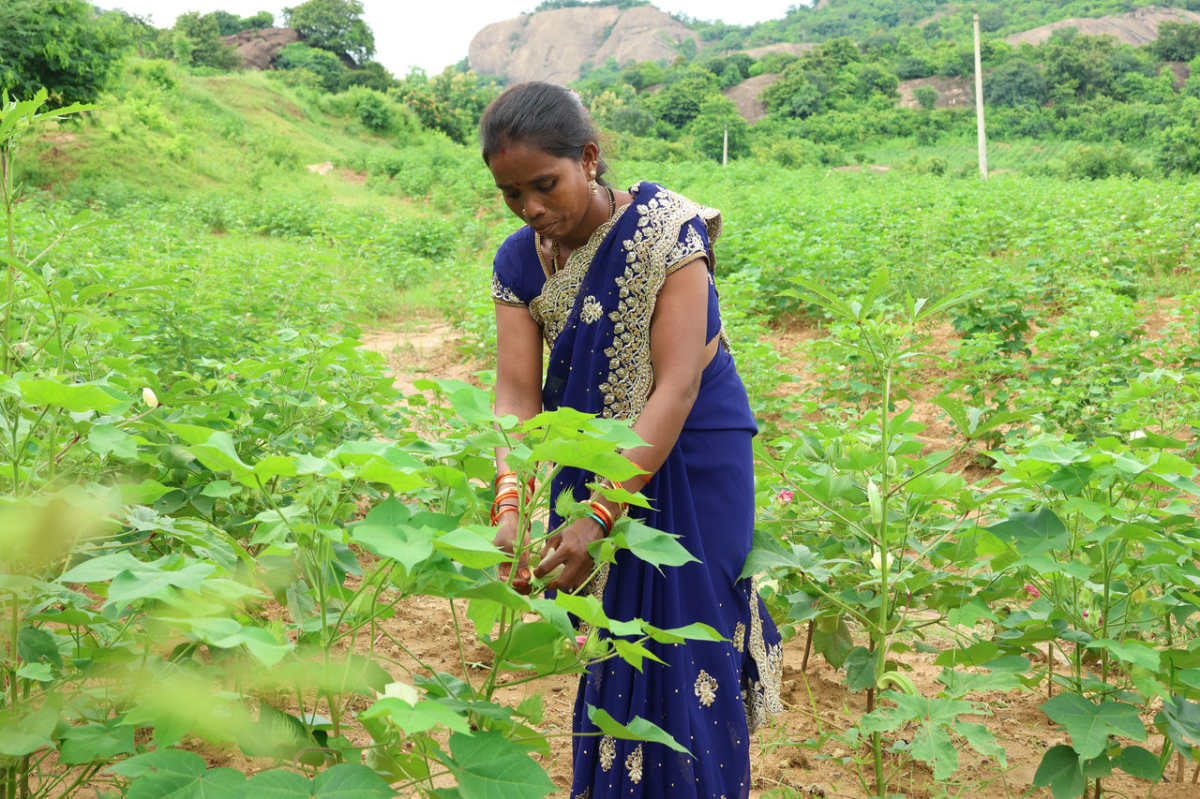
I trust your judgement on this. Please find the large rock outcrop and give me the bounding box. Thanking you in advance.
[469,5,698,85]
[220,27,300,70]
[1005,5,1200,47]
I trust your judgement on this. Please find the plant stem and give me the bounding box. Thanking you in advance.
[872,366,893,799]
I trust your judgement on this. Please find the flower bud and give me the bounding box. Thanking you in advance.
[142,387,159,408]
[1024,583,1039,599]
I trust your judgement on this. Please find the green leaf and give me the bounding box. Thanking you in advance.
[18,378,124,413]
[0,705,57,756]
[529,438,641,482]
[1086,639,1160,672]
[957,722,1007,767]
[844,646,875,692]
[434,527,508,569]
[358,457,426,492]
[987,507,1069,558]
[612,639,666,671]
[169,425,254,485]
[88,424,138,459]
[59,721,136,765]
[1032,745,1085,799]
[1041,694,1146,760]
[309,764,397,798]
[18,625,62,669]
[443,731,556,799]
[200,481,241,499]
[348,497,433,572]
[910,721,958,780]
[586,706,691,755]
[611,519,698,570]
[122,749,246,799]
[361,697,472,735]
[1114,745,1162,781]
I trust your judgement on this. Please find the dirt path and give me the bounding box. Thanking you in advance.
[356,319,1193,799]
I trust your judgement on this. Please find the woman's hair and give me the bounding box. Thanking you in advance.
[479,81,609,184]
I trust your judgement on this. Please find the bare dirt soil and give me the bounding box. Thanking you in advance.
[349,318,1197,799]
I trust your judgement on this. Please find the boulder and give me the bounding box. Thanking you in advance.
[220,27,300,71]
[469,5,697,85]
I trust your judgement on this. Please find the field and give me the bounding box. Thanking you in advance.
[2,66,1199,799]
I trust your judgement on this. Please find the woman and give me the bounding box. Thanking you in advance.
[482,82,782,799]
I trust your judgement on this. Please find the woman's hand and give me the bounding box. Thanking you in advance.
[493,512,533,595]
[535,517,606,593]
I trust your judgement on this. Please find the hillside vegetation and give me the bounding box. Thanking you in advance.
[2,4,1200,799]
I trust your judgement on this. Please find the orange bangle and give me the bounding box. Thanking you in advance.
[492,488,519,505]
[492,505,519,524]
[494,471,516,488]
[589,501,614,532]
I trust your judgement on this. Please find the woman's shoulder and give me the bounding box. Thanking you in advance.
[626,182,722,247]
[495,225,536,261]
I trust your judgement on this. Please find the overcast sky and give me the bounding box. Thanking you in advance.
[95,1,802,77]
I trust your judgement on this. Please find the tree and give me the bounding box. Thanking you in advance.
[283,0,375,66]
[174,12,241,70]
[855,63,899,99]
[211,11,275,36]
[394,67,499,144]
[985,58,1048,107]
[1152,22,1200,62]
[687,95,748,162]
[0,0,123,105]
[914,85,937,110]
[274,42,346,91]
[1044,32,1116,99]
[761,63,825,120]
[621,60,665,91]
[646,66,719,130]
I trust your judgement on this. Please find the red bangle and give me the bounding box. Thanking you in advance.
[494,471,516,488]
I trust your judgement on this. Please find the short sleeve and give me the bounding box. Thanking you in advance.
[665,215,711,275]
[491,227,539,307]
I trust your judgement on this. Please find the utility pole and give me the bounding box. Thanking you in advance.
[973,12,989,178]
[722,126,728,167]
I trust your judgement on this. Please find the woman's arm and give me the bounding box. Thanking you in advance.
[623,257,710,484]
[535,258,711,591]
[493,302,543,589]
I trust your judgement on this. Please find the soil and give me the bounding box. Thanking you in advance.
[338,317,1198,799]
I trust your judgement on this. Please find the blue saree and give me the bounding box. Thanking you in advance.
[492,182,783,799]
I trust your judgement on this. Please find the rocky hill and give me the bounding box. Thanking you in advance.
[1004,5,1200,47]
[468,4,697,85]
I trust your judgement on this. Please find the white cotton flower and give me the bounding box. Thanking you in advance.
[1051,377,1063,386]
[1101,257,1110,264]
[142,387,159,408]
[1089,330,1100,339]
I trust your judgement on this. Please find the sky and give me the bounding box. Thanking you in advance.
[95,1,803,77]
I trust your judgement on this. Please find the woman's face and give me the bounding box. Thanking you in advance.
[488,139,599,244]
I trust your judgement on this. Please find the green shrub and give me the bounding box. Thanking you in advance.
[1061,145,1145,180]
[914,85,937,110]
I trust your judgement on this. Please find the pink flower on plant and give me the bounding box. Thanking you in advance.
[1082,610,1089,618]
[1024,583,1040,599]
[575,634,588,649]
[777,489,794,504]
